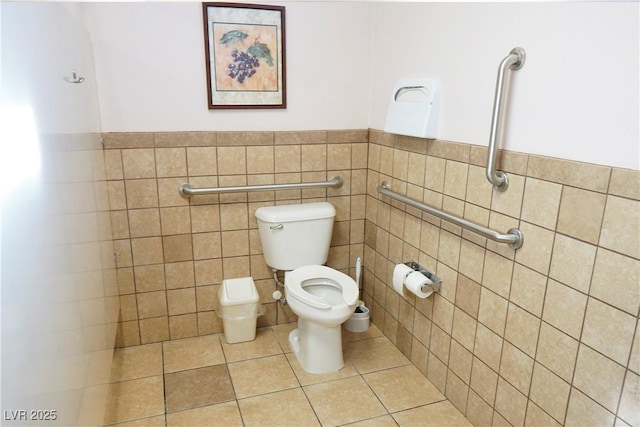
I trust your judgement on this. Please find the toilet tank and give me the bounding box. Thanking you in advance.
[255,202,335,270]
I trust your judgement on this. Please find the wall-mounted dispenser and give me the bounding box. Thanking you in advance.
[392,261,442,299]
[384,78,441,139]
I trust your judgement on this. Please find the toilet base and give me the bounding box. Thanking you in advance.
[289,319,344,374]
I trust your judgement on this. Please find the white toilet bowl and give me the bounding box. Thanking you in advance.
[285,265,358,374]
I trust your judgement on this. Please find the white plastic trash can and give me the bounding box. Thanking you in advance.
[344,304,370,333]
[218,277,262,344]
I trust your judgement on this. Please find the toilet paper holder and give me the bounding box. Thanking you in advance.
[404,261,442,293]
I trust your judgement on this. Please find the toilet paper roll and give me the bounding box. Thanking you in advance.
[404,271,434,298]
[392,263,414,295]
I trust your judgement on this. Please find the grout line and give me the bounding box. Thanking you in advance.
[107,324,470,427]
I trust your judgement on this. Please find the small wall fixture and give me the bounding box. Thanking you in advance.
[63,70,85,84]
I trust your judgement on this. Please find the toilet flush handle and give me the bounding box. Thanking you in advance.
[270,224,284,230]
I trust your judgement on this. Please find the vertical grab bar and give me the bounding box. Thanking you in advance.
[486,47,526,192]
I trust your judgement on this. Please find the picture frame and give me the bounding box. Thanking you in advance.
[202,2,286,109]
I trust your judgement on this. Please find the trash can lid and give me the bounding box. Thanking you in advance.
[219,277,259,305]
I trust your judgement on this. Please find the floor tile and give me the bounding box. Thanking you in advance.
[110,344,163,382]
[103,376,165,424]
[228,354,299,398]
[364,365,445,412]
[238,388,320,426]
[221,327,283,362]
[343,336,411,374]
[271,323,296,353]
[342,323,384,343]
[165,365,235,412]
[166,401,243,427]
[392,401,473,426]
[104,325,476,427]
[286,351,359,386]
[106,415,166,426]
[304,376,387,426]
[343,414,400,426]
[162,334,225,373]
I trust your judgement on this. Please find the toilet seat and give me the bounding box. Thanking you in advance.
[286,265,358,310]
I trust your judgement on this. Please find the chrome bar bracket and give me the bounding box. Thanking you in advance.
[507,228,524,250]
[509,47,526,70]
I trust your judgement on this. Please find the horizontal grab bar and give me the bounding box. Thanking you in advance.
[377,181,523,250]
[179,176,343,197]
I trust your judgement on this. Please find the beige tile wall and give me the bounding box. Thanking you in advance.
[363,130,639,427]
[103,130,368,347]
[105,128,639,426]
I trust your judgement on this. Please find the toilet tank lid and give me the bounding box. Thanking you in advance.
[255,202,335,223]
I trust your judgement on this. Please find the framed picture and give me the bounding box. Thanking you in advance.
[202,2,286,109]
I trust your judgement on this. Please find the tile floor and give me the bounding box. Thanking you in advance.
[104,323,473,427]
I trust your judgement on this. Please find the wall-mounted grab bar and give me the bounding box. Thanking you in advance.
[179,176,343,197]
[486,47,525,192]
[378,181,524,249]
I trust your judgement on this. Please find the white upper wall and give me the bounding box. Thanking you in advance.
[85,2,373,132]
[1,2,101,134]
[370,2,639,170]
[85,1,638,170]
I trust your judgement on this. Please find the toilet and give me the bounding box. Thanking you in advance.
[255,202,358,374]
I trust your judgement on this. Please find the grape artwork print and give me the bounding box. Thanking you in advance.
[213,24,278,92]
[227,49,259,84]
[203,3,286,109]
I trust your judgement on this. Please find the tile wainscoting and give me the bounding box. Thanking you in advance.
[103,130,368,346]
[104,128,639,426]
[362,130,639,427]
